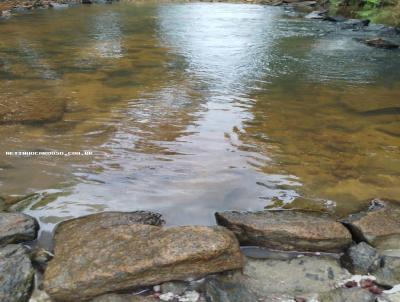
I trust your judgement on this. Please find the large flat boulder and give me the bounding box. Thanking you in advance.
[343,200,400,250]
[0,212,39,245]
[44,212,243,301]
[215,210,352,252]
[0,244,35,302]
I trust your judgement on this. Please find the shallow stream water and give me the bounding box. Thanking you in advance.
[0,2,399,238]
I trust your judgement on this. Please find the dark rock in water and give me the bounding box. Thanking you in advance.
[0,212,39,245]
[90,294,158,302]
[319,287,376,302]
[305,10,328,19]
[375,250,400,286]
[364,24,400,36]
[325,15,347,22]
[82,0,93,4]
[359,38,399,49]
[340,19,370,30]
[44,215,243,302]
[342,242,380,274]
[223,256,350,298]
[215,210,352,252]
[343,200,400,250]
[0,245,35,302]
[205,277,258,302]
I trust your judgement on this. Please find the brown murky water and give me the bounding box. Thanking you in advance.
[0,2,399,236]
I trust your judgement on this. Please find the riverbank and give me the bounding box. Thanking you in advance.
[2,199,400,302]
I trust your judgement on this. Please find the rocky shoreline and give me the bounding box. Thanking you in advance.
[1,199,400,302]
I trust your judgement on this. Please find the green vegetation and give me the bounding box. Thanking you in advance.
[329,0,400,26]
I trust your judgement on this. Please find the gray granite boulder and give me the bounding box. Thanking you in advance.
[0,245,35,302]
[0,212,39,245]
[342,242,381,274]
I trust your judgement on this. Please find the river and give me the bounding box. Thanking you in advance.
[0,2,399,240]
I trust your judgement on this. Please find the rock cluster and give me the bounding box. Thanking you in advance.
[2,199,400,302]
[0,213,38,302]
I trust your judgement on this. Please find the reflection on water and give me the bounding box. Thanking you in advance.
[0,3,399,236]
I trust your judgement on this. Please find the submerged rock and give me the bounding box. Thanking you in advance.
[342,242,380,274]
[44,216,243,301]
[215,210,352,252]
[0,212,39,245]
[0,98,65,124]
[0,245,35,302]
[319,287,376,302]
[359,38,399,49]
[343,200,400,250]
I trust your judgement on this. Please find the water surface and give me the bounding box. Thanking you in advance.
[0,2,399,236]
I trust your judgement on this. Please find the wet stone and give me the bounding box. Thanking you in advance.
[215,210,352,252]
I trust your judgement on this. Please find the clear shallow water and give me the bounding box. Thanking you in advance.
[0,2,399,237]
